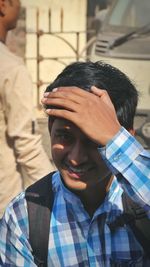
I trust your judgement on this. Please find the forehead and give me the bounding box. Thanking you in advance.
[50,118,85,138]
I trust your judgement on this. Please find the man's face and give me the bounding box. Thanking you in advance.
[50,118,111,192]
[5,0,21,30]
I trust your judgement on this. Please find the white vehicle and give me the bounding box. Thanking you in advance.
[90,0,150,149]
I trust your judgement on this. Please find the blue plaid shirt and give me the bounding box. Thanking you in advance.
[0,127,150,267]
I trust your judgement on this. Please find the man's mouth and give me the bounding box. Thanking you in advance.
[64,163,95,178]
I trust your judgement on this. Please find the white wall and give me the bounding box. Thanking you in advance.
[20,0,87,115]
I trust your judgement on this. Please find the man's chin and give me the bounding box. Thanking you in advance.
[60,173,88,192]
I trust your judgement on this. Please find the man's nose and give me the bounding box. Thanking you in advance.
[68,141,88,166]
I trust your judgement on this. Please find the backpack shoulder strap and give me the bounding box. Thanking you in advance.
[25,171,55,267]
[122,192,150,257]
[108,192,150,257]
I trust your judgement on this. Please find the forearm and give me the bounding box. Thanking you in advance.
[99,127,150,205]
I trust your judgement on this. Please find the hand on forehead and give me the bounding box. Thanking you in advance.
[41,86,120,146]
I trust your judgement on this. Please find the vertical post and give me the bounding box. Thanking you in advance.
[60,8,63,32]
[76,32,80,61]
[49,8,51,33]
[36,8,40,108]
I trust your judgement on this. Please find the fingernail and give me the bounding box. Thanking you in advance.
[52,88,58,92]
[41,98,46,103]
[44,92,49,97]
[46,109,51,113]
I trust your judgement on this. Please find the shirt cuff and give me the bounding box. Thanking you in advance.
[98,127,144,174]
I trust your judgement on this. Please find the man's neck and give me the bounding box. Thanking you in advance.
[0,27,7,44]
[0,38,5,44]
[76,174,113,218]
[81,189,106,217]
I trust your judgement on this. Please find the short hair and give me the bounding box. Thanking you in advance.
[45,61,138,130]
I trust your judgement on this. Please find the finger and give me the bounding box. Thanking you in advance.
[42,88,82,105]
[44,86,91,100]
[45,108,76,122]
[51,86,89,96]
[42,97,79,112]
[91,86,115,109]
[91,86,108,97]
[42,93,79,106]
[42,95,83,109]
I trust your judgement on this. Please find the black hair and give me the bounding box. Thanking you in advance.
[45,61,138,130]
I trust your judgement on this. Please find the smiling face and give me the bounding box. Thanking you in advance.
[50,118,111,193]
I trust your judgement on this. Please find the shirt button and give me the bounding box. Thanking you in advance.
[113,153,122,161]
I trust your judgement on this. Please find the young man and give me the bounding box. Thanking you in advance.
[0,0,55,217]
[0,61,150,266]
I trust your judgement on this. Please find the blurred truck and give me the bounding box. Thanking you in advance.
[90,0,150,149]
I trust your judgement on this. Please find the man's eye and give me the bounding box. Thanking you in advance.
[84,139,97,148]
[56,133,73,143]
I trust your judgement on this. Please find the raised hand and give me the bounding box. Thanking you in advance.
[41,86,121,146]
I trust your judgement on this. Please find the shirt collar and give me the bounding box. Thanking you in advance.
[52,171,122,219]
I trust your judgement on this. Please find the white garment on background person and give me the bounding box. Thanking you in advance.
[0,41,55,217]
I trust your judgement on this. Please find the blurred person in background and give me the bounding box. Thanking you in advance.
[0,0,55,218]
[94,0,113,30]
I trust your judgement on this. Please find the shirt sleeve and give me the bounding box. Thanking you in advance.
[3,64,55,187]
[0,192,36,266]
[99,127,150,207]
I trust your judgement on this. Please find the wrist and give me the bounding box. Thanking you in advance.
[99,125,122,146]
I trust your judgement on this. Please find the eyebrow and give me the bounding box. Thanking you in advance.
[55,128,71,133]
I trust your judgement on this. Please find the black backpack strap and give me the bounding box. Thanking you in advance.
[108,192,150,258]
[122,192,150,258]
[25,171,55,267]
